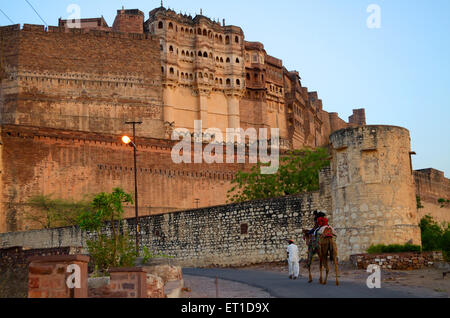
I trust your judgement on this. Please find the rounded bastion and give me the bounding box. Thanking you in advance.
[329,125,421,259]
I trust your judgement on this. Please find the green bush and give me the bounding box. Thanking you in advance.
[367,243,421,254]
[78,188,137,273]
[87,233,137,274]
[420,215,450,261]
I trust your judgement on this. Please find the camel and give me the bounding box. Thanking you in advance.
[302,228,340,286]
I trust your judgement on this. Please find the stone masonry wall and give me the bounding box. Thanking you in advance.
[414,169,450,224]
[0,125,244,233]
[350,251,444,270]
[0,24,164,139]
[0,193,330,267]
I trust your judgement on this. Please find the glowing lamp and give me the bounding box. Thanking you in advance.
[122,136,132,144]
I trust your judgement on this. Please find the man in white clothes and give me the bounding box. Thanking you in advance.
[286,239,300,280]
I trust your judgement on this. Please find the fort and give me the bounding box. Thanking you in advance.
[0,5,448,262]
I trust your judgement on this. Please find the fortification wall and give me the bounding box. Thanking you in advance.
[0,193,331,267]
[415,169,450,224]
[329,126,422,257]
[0,125,244,233]
[0,25,164,138]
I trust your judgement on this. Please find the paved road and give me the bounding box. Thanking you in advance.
[183,268,437,298]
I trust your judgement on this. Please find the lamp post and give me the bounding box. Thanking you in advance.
[122,121,142,256]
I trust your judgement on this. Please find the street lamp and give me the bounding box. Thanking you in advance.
[122,121,142,256]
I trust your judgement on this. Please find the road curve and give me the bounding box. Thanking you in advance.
[183,268,434,298]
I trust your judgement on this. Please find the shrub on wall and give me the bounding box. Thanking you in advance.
[367,243,421,254]
[78,188,137,273]
[420,215,450,261]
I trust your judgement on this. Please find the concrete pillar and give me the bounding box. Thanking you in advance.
[329,126,421,260]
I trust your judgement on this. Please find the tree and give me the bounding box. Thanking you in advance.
[227,147,330,203]
[420,215,450,261]
[24,195,91,229]
[77,188,136,272]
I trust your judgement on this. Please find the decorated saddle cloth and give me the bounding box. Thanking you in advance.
[317,225,337,237]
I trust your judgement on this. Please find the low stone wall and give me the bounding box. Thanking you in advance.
[0,193,328,267]
[0,246,82,298]
[350,251,444,270]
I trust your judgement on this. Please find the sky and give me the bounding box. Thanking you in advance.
[1,0,449,176]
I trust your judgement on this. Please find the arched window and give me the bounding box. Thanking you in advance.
[181,50,185,56]
[197,28,202,35]
[215,34,218,40]
[190,52,194,57]
[216,57,219,62]
[160,44,163,51]
[220,78,223,84]
[209,74,213,80]
[254,73,258,81]
[168,22,173,30]
[209,53,213,59]
[198,51,202,57]
[170,68,174,74]
[235,36,239,43]
[246,53,249,62]
[189,74,193,80]
[225,36,230,44]
[203,29,207,36]
[161,67,164,74]
[235,58,240,63]
[236,79,241,86]
[199,73,203,78]
[208,30,212,38]
[219,35,223,43]
[262,74,264,82]
[181,72,184,78]
[169,46,174,52]
[220,57,224,63]
[203,52,208,58]
[226,78,231,86]
[158,21,163,29]
[226,57,230,63]
[246,73,250,80]
[181,27,184,33]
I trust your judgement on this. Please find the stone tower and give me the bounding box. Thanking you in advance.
[329,126,421,259]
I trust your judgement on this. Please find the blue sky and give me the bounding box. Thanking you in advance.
[1,0,449,176]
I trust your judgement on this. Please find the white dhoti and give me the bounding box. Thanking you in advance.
[289,260,300,278]
[287,243,300,278]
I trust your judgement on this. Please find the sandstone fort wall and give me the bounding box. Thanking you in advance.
[0,125,244,233]
[0,192,330,266]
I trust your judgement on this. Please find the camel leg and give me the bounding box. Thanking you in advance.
[333,248,339,286]
[307,250,313,283]
[323,257,329,285]
[319,250,323,284]
[308,265,312,283]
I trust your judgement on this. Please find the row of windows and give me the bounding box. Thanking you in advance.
[162,67,242,86]
[166,45,241,64]
[157,21,240,44]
